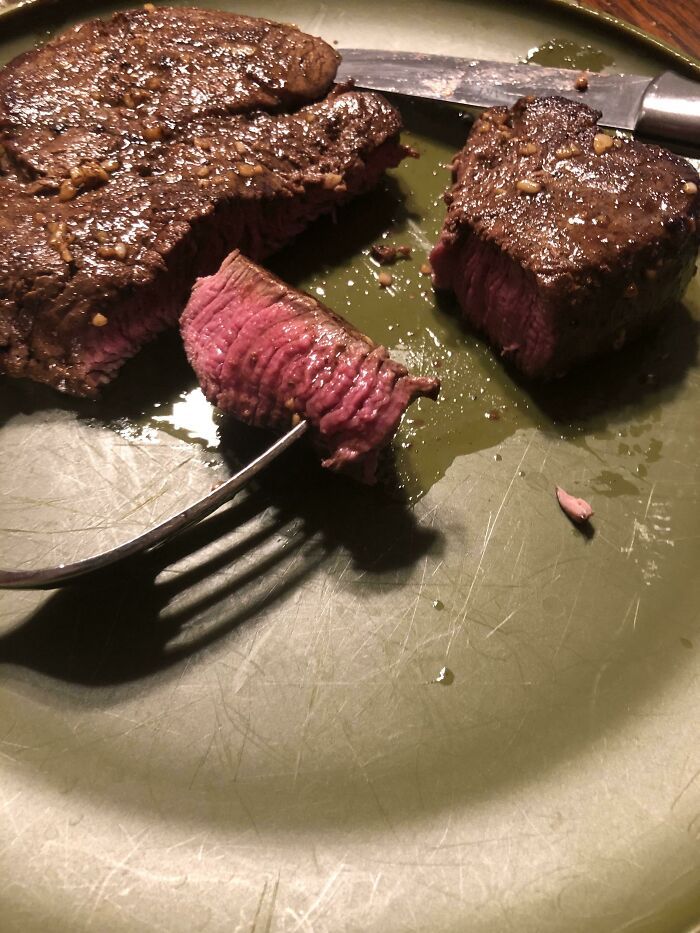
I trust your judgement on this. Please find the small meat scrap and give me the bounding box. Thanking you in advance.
[555,485,594,523]
[371,243,411,265]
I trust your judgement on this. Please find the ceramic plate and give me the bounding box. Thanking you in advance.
[0,2,699,930]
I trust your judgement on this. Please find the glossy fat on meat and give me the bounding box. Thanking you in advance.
[180,250,440,482]
[431,95,700,378]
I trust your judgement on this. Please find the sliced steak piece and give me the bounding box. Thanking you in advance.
[0,7,405,397]
[430,96,700,379]
[180,250,440,482]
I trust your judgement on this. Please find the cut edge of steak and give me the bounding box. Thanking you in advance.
[430,95,700,379]
[180,250,440,483]
[0,8,407,397]
[76,139,402,395]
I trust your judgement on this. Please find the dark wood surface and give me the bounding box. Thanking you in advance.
[582,0,699,60]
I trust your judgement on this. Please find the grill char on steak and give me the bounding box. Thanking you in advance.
[0,6,406,396]
[180,250,440,482]
[430,96,700,379]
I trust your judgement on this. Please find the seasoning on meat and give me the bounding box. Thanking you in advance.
[180,250,440,483]
[430,96,700,379]
[0,7,407,396]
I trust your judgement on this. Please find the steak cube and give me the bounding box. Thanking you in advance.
[430,96,700,378]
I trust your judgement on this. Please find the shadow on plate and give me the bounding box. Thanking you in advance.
[528,301,700,434]
[0,0,135,39]
[435,287,700,435]
[0,426,442,686]
[267,174,423,285]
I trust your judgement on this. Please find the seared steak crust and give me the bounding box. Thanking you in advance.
[430,96,700,378]
[181,250,440,482]
[0,7,404,396]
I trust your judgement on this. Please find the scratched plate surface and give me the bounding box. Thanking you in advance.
[0,1,699,931]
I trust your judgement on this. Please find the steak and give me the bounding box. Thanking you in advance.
[430,96,700,378]
[0,6,406,396]
[180,250,440,482]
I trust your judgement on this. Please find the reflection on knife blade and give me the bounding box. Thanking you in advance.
[336,50,700,148]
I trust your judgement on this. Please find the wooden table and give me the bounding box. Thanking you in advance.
[583,0,698,60]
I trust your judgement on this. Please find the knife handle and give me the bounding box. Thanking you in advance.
[636,72,700,149]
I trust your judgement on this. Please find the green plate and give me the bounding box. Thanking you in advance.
[1,2,699,931]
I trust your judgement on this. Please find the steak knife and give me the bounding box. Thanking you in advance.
[336,50,700,149]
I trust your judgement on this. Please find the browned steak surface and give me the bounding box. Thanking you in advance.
[430,96,700,378]
[0,6,404,396]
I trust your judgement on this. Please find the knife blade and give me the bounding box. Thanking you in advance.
[336,50,700,149]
